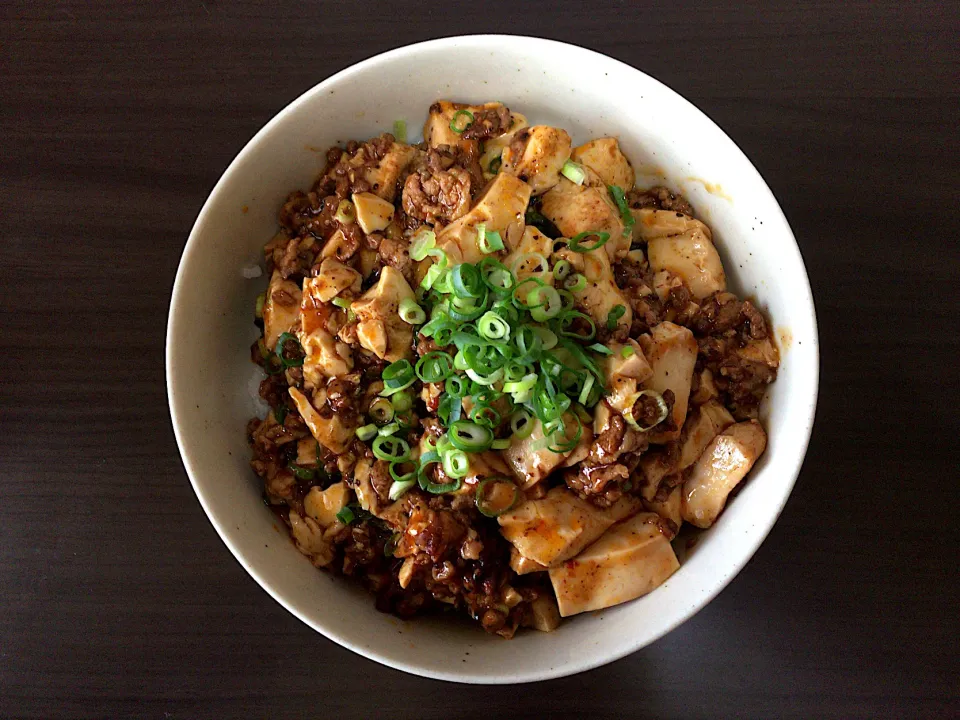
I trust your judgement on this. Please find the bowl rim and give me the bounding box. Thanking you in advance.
[166,33,820,683]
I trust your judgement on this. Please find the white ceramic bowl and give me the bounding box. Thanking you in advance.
[167,35,818,683]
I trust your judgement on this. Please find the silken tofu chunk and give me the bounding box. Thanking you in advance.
[500,125,572,195]
[541,176,628,260]
[423,101,511,153]
[434,173,532,266]
[677,400,735,470]
[681,420,768,528]
[262,270,302,348]
[350,266,415,362]
[570,137,635,190]
[497,487,640,567]
[549,513,680,617]
[501,418,585,489]
[288,387,354,454]
[640,322,698,443]
[647,227,726,300]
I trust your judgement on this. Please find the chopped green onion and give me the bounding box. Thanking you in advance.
[503,373,537,395]
[448,420,494,452]
[392,119,407,144]
[335,199,355,225]
[502,362,529,383]
[369,397,394,424]
[478,311,511,341]
[606,304,627,330]
[388,477,416,500]
[356,423,378,441]
[608,185,636,234]
[275,332,305,368]
[399,297,426,325]
[479,257,515,294]
[528,286,562,322]
[438,393,463,425]
[560,159,586,186]
[625,389,670,432]
[469,404,501,428]
[287,463,315,481]
[417,450,462,494]
[451,263,484,298]
[416,351,454,383]
[564,273,587,292]
[390,390,413,412]
[569,230,610,253]
[577,374,595,405]
[372,435,411,462]
[449,109,475,134]
[410,229,437,261]
[336,506,356,525]
[475,477,520,517]
[445,375,469,397]
[478,226,505,254]
[509,409,535,439]
[255,293,265,319]
[621,345,636,359]
[546,415,583,453]
[532,326,558,350]
[378,421,400,437]
[420,263,446,291]
[442,448,470,479]
[555,311,597,341]
[384,532,401,557]
[466,367,503,386]
[588,343,613,356]
[389,459,417,484]
[511,251,550,278]
[380,359,415,396]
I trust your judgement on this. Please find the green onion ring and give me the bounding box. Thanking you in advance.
[372,435,411,462]
[569,230,611,253]
[475,477,520,517]
[275,332,305,368]
[448,420,494,452]
[415,351,454,383]
[449,109,475,134]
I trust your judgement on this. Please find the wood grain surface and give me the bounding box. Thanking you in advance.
[1,1,957,718]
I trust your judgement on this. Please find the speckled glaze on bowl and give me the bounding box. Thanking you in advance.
[166,35,818,683]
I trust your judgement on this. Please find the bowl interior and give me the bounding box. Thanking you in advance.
[167,35,818,683]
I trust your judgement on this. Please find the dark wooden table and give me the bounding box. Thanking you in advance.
[2,2,957,717]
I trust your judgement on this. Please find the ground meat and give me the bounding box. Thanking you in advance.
[627,185,696,217]
[416,334,441,357]
[325,374,360,423]
[335,222,363,261]
[588,410,626,465]
[633,389,675,430]
[694,293,777,419]
[741,300,770,339]
[377,236,413,283]
[402,163,472,225]
[506,129,529,169]
[258,374,287,408]
[694,291,744,336]
[565,463,629,508]
[460,105,512,141]
[399,500,467,561]
[315,133,396,200]
[369,460,393,502]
